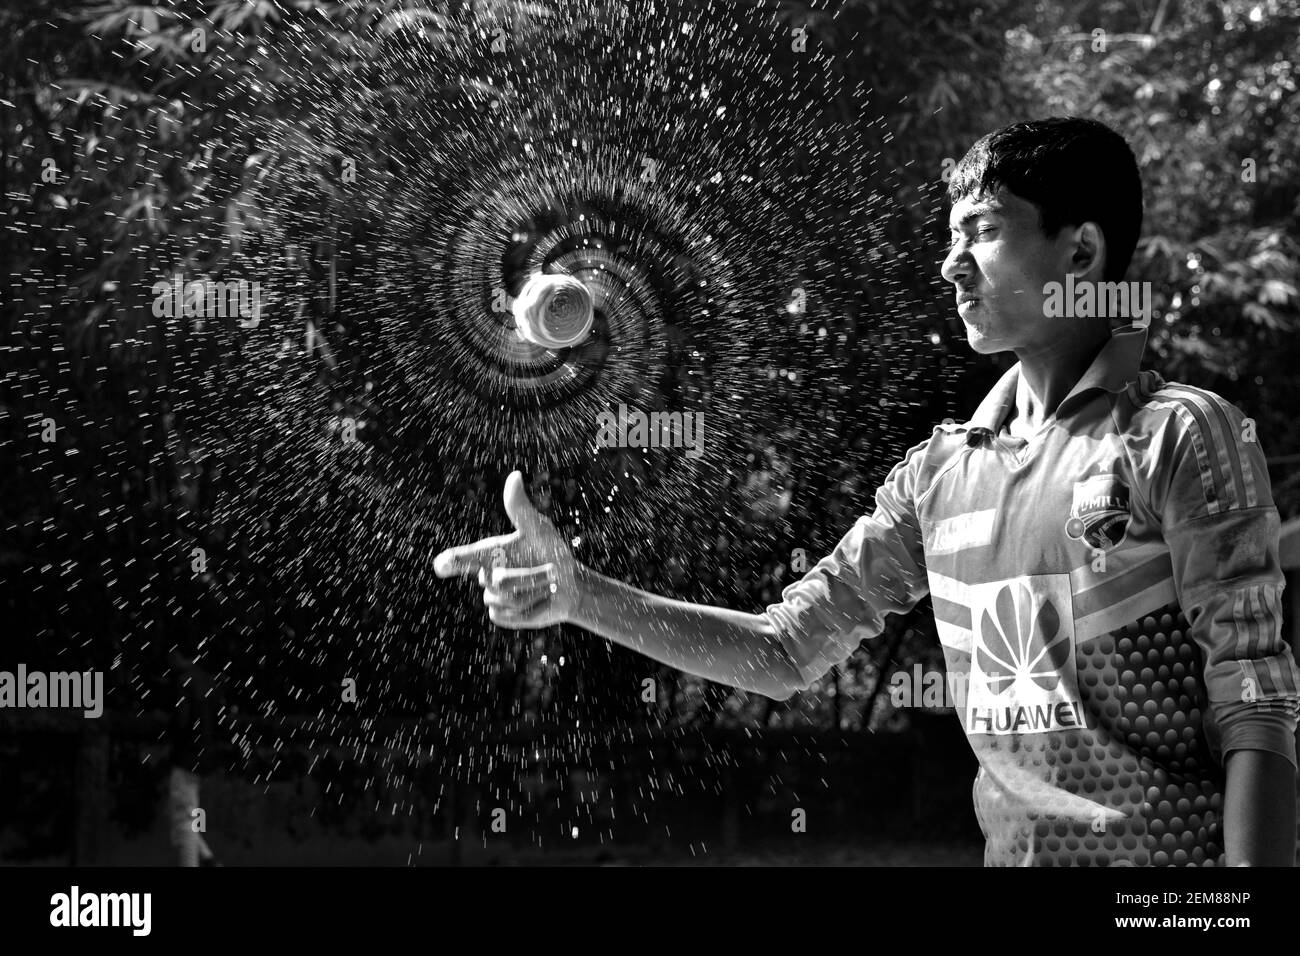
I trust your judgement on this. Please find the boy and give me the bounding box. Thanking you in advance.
[436,118,1300,866]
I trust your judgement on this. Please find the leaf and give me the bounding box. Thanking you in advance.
[1139,235,1178,262]
[378,9,453,36]
[1260,279,1296,306]
[83,7,134,36]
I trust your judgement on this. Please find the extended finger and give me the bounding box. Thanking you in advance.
[478,565,548,589]
[489,565,556,593]
[484,583,553,611]
[433,532,517,579]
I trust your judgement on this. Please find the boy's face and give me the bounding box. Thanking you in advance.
[941,188,1077,356]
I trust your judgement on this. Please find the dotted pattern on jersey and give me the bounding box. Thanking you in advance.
[960,603,1225,866]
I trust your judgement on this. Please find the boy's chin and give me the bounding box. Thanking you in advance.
[964,324,1002,354]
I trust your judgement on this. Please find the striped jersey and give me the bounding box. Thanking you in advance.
[765,324,1300,866]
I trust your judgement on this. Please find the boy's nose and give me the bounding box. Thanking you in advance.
[941,244,972,286]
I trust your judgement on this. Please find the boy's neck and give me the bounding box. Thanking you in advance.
[1006,324,1112,439]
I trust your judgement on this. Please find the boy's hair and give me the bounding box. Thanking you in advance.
[947,117,1143,282]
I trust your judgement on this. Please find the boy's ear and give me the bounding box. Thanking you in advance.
[1067,222,1107,279]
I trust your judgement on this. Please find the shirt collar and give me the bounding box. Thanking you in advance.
[965,323,1149,439]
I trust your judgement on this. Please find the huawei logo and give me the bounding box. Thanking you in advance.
[976,583,1070,694]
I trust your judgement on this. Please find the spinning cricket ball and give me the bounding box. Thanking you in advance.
[512,273,594,349]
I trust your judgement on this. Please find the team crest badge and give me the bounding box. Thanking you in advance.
[1064,473,1130,550]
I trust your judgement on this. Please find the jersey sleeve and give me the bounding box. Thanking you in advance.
[1152,391,1300,767]
[763,439,932,689]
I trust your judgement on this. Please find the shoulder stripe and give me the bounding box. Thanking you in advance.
[1164,385,1256,508]
[1161,387,1241,510]
[1144,395,1225,514]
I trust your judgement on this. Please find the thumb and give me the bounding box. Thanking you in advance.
[503,470,545,536]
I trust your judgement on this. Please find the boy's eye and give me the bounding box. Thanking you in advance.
[947,226,996,249]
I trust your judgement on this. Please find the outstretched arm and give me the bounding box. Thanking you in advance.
[571,565,801,700]
[434,471,802,700]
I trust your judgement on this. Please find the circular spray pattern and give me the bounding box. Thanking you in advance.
[11,0,960,852]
